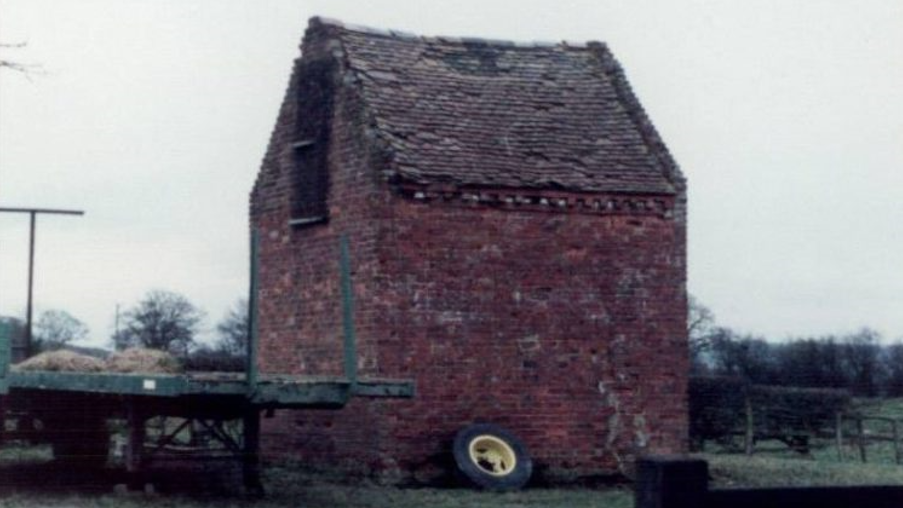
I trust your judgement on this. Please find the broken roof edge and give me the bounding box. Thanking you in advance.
[393,179,679,199]
[301,16,686,198]
[308,16,603,51]
[585,43,687,192]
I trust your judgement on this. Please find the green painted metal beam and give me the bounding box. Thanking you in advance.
[247,229,260,390]
[5,369,412,405]
[8,371,189,396]
[250,381,350,407]
[0,321,9,394]
[339,235,358,388]
[352,378,416,398]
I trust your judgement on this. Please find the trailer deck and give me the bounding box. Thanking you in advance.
[2,371,412,406]
[0,234,414,495]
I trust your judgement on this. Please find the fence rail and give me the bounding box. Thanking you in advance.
[836,414,903,464]
[703,407,903,465]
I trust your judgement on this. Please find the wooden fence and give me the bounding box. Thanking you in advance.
[636,456,903,508]
[835,414,903,464]
[722,406,903,465]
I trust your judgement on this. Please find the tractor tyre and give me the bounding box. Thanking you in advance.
[453,423,532,490]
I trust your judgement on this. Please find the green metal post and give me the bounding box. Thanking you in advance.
[0,321,9,393]
[0,320,5,443]
[247,230,260,390]
[0,207,84,359]
[339,235,358,387]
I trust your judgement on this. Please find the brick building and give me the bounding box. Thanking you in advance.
[251,17,688,481]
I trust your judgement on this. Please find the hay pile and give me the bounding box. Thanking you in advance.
[13,347,183,374]
[13,350,105,372]
[105,348,182,374]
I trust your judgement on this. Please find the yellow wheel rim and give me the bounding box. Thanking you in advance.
[468,434,517,477]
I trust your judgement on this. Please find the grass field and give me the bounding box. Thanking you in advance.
[705,453,903,488]
[0,446,633,508]
[2,451,901,508]
[4,399,903,506]
[5,453,902,508]
[0,479,634,508]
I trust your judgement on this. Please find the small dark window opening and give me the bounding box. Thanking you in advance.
[290,58,336,227]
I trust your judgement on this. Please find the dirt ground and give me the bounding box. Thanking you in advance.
[0,446,633,508]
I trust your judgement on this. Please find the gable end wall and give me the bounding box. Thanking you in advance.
[252,24,688,483]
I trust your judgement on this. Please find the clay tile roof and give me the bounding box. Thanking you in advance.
[311,18,684,195]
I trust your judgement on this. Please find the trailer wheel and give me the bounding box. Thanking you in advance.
[47,415,109,468]
[453,423,532,490]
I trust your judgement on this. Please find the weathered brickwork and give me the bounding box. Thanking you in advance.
[251,17,688,482]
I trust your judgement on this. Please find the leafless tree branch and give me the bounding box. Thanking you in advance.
[0,41,44,80]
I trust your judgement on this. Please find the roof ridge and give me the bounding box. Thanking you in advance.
[308,16,601,50]
[298,16,681,198]
[586,44,686,191]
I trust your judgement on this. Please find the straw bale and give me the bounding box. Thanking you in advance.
[105,348,182,374]
[13,350,105,372]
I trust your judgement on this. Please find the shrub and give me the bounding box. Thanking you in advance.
[688,376,747,448]
[184,347,245,372]
[748,385,850,438]
[689,376,851,450]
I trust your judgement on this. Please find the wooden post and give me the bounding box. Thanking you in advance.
[126,400,147,489]
[835,412,844,462]
[635,456,708,508]
[242,408,264,497]
[857,417,867,463]
[744,395,754,456]
[893,419,902,465]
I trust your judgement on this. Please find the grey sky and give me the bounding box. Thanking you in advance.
[1,0,901,348]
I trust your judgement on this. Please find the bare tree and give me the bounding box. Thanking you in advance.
[883,341,903,396]
[34,309,89,350]
[841,327,885,397]
[0,316,27,361]
[708,328,776,384]
[688,295,716,372]
[214,299,249,356]
[114,290,205,356]
[0,42,42,78]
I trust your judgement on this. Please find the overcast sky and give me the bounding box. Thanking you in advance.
[1,0,901,348]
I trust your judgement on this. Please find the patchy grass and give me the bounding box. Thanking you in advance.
[0,487,634,508]
[0,443,52,465]
[703,453,903,488]
[263,466,632,508]
[856,398,903,420]
[12,399,903,506]
[0,452,633,508]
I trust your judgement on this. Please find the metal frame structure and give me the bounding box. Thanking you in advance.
[0,207,84,359]
[0,232,413,495]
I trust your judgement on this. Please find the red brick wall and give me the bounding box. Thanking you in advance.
[255,195,688,481]
[367,193,688,480]
[251,22,396,473]
[251,24,688,482]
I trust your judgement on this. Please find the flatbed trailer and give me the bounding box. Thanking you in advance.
[0,235,413,495]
